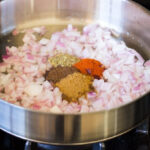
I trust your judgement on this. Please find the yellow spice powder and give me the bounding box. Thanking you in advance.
[55,72,93,102]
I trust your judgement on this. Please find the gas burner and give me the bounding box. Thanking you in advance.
[25,141,93,150]
[24,142,106,150]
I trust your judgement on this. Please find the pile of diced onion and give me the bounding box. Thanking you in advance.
[0,24,150,113]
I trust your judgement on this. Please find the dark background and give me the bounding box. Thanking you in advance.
[133,0,150,9]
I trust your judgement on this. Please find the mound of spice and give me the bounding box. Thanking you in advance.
[73,58,105,79]
[45,66,79,83]
[49,53,80,67]
[46,55,104,102]
[55,72,93,102]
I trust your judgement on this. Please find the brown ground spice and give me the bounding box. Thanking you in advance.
[55,72,93,102]
[48,53,80,67]
[45,66,79,83]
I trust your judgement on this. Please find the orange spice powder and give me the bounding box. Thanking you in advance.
[73,58,105,79]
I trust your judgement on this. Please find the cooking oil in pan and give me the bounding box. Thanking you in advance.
[0,24,149,61]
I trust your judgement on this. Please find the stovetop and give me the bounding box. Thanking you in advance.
[0,0,150,150]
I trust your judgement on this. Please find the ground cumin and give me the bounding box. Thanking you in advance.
[55,72,93,102]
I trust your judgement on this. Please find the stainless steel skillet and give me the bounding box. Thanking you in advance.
[0,0,150,145]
